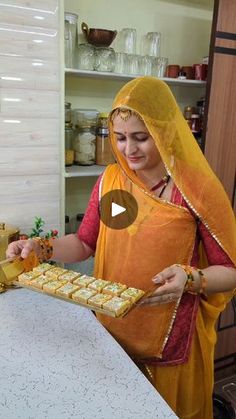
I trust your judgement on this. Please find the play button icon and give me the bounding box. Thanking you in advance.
[111,202,126,217]
[100,189,138,230]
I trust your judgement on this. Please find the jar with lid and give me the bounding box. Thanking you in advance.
[190,114,202,148]
[65,122,75,166]
[73,126,96,165]
[96,113,115,165]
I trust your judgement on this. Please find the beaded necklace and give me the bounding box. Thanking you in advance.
[150,175,171,197]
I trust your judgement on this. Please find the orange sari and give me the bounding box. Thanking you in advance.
[94,77,236,418]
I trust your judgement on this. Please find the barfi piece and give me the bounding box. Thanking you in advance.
[56,282,80,298]
[88,293,112,308]
[30,275,51,289]
[43,280,67,294]
[18,271,41,284]
[72,287,97,304]
[120,287,145,303]
[33,263,53,274]
[73,274,95,288]
[44,267,67,280]
[88,279,110,292]
[103,296,131,317]
[103,282,127,296]
[58,270,81,282]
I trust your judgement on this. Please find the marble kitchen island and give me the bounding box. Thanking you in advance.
[0,288,177,419]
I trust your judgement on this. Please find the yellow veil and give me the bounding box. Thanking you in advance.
[108,77,236,301]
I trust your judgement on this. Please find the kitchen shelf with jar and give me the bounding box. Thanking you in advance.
[65,68,207,88]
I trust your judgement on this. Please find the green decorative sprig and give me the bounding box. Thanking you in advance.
[29,217,58,239]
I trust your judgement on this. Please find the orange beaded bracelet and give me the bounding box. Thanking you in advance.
[32,237,53,262]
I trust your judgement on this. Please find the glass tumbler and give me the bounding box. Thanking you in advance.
[140,55,154,75]
[142,32,161,57]
[114,52,128,74]
[127,54,142,75]
[64,12,78,68]
[154,57,168,77]
[117,28,137,54]
[76,43,95,71]
[94,47,115,72]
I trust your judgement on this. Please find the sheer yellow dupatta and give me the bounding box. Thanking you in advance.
[108,76,236,312]
[94,164,197,360]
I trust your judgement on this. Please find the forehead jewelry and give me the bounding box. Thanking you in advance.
[111,107,143,122]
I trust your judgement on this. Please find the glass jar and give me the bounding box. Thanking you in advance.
[65,102,72,123]
[73,126,96,165]
[65,122,75,166]
[64,12,78,68]
[94,47,115,72]
[96,113,114,165]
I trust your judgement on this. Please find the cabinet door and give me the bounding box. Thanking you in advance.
[204,0,236,204]
[204,0,236,367]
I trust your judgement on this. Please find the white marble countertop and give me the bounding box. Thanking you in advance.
[0,288,177,419]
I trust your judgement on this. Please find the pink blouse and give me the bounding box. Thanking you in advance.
[78,175,234,267]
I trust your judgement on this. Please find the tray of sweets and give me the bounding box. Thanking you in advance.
[14,263,146,318]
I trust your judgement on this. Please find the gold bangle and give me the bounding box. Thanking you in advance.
[174,264,195,292]
[198,269,207,296]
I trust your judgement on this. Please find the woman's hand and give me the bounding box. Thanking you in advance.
[141,265,187,306]
[6,239,41,260]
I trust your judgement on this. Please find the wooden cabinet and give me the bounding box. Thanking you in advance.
[203,0,236,368]
[204,0,236,205]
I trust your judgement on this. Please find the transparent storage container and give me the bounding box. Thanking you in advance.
[64,12,78,69]
[73,108,99,130]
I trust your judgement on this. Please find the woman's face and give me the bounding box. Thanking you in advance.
[112,113,161,171]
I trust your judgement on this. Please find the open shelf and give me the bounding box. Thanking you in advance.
[65,68,206,87]
[65,165,105,178]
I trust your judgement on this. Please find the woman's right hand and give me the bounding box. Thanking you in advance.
[6,239,41,260]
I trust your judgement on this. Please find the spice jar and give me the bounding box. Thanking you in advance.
[65,122,75,166]
[184,106,194,120]
[65,102,72,123]
[96,113,114,165]
[190,114,201,134]
[73,126,96,165]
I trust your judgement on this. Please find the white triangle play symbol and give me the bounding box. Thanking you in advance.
[111,202,126,217]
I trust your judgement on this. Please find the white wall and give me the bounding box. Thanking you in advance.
[0,0,62,236]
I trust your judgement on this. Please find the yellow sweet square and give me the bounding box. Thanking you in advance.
[33,263,54,275]
[18,271,41,284]
[88,293,112,308]
[73,275,96,287]
[103,296,131,316]
[56,282,80,297]
[72,287,97,303]
[45,267,68,280]
[58,271,81,282]
[103,282,127,296]
[88,279,110,292]
[43,280,67,294]
[120,287,145,303]
[30,275,51,289]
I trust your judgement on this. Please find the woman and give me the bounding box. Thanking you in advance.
[7,77,236,418]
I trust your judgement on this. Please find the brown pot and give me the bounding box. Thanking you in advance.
[81,22,117,47]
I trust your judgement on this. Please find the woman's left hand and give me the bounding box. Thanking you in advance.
[141,265,187,306]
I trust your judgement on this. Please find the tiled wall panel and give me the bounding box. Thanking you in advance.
[0,0,61,236]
